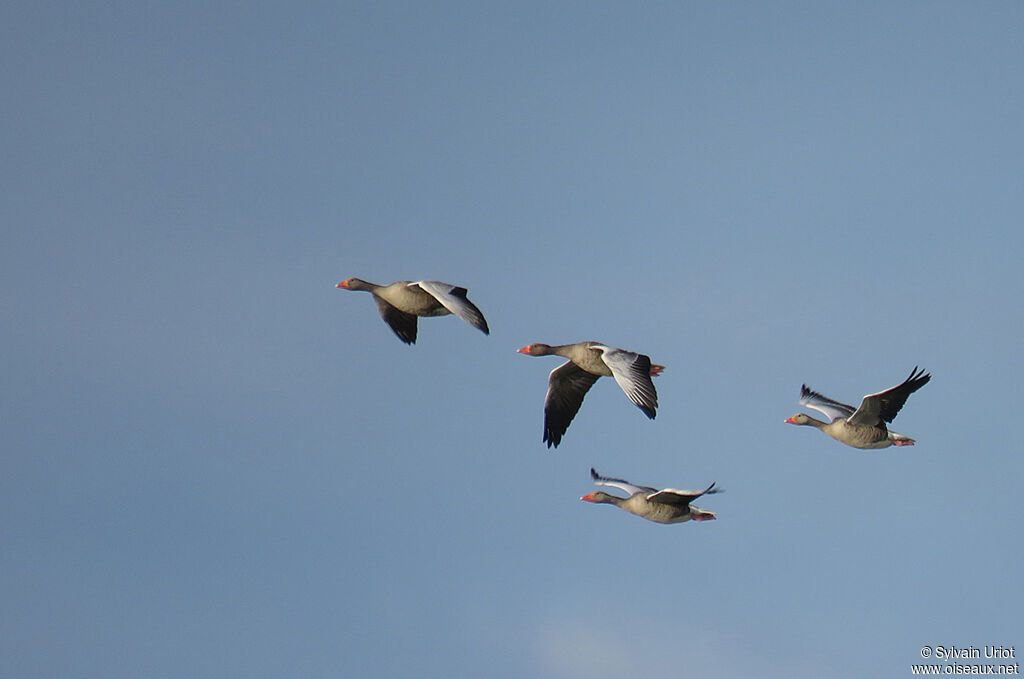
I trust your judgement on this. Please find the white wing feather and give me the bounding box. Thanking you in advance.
[413,280,489,334]
[798,388,856,422]
[591,345,658,417]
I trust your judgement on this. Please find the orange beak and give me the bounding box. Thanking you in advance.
[516,345,531,354]
[580,492,597,502]
[784,415,797,423]
[336,280,350,289]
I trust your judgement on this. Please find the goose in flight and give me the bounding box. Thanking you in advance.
[785,367,931,448]
[336,278,489,344]
[581,468,720,524]
[517,341,663,448]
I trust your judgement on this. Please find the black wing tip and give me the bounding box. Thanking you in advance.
[385,320,417,344]
[466,306,489,335]
[543,414,571,448]
[590,467,599,480]
[908,365,931,383]
[639,404,657,419]
[896,366,931,396]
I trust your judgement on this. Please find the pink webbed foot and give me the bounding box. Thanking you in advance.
[892,439,915,446]
[649,364,666,377]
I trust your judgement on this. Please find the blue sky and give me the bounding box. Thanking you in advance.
[3,2,1022,677]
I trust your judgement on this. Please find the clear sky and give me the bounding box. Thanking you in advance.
[3,2,1022,678]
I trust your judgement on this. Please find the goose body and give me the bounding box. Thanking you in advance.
[581,468,719,524]
[785,367,931,449]
[337,278,489,344]
[517,341,663,448]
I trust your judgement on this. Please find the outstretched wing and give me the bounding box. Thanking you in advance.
[543,361,600,448]
[798,384,856,422]
[414,281,490,335]
[848,366,931,426]
[594,346,658,419]
[373,297,418,344]
[590,468,657,496]
[647,482,719,507]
